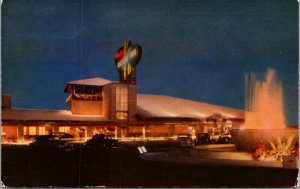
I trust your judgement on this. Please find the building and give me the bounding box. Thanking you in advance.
[1,41,245,143]
[1,77,244,143]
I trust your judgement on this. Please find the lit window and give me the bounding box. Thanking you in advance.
[29,127,36,135]
[116,85,128,111]
[38,127,46,135]
[116,112,128,120]
[116,85,128,120]
[59,127,70,133]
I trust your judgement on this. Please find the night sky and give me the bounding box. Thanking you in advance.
[2,0,298,124]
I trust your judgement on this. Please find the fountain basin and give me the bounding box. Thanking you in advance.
[231,128,299,152]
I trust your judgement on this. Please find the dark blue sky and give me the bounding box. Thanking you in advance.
[2,0,298,124]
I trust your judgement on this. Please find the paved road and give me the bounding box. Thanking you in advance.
[2,142,298,187]
[141,144,298,168]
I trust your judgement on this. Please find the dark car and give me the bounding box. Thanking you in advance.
[177,134,195,147]
[84,134,119,150]
[209,133,221,143]
[28,135,74,152]
[218,134,233,143]
[195,133,211,145]
[55,132,75,141]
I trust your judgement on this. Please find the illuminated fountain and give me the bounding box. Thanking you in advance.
[231,68,298,152]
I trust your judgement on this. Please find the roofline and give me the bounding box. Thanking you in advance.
[137,93,245,113]
[64,81,121,93]
[64,77,114,93]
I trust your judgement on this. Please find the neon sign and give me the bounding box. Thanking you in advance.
[114,40,142,82]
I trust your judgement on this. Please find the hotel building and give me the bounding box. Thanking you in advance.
[1,41,245,143]
[1,77,244,143]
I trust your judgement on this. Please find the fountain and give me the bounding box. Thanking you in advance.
[231,69,298,152]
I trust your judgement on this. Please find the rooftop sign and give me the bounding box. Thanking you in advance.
[114,40,142,83]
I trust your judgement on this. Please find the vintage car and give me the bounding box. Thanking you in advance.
[28,134,74,152]
[55,132,75,141]
[195,133,211,145]
[83,134,119,150]
[218,134,233,143]
[177,134,195,147]
[209,133,221,143]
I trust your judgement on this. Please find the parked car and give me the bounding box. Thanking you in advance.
[84,134,119,150]
[218,134,233,143]
[56,132,74,138]
[209,134,221,143]
[195,133,211,145]
[177,134,195,147]
[28,135,74,152]
[55,132,75,141]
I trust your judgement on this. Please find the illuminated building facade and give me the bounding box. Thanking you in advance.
[1,80,244,143]
[1,41,245,143]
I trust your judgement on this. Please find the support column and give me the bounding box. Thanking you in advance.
[168,125,175,138]
[117,125,123,139]
[191,126,196,139]
[53,127,59,134]
[142,126,146,140]
[84,127,88,141]
[114,126,118,139]
[17,126,24,142]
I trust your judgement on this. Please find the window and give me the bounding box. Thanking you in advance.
[116,86,128,111]
[59,127,70,133]
[29,127,36,135]
[74,85,101,94]
[116,85,128,120]
[116,112,128,120]
[38,127,46,135]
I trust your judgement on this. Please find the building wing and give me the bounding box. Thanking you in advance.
[137,94,245,120]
